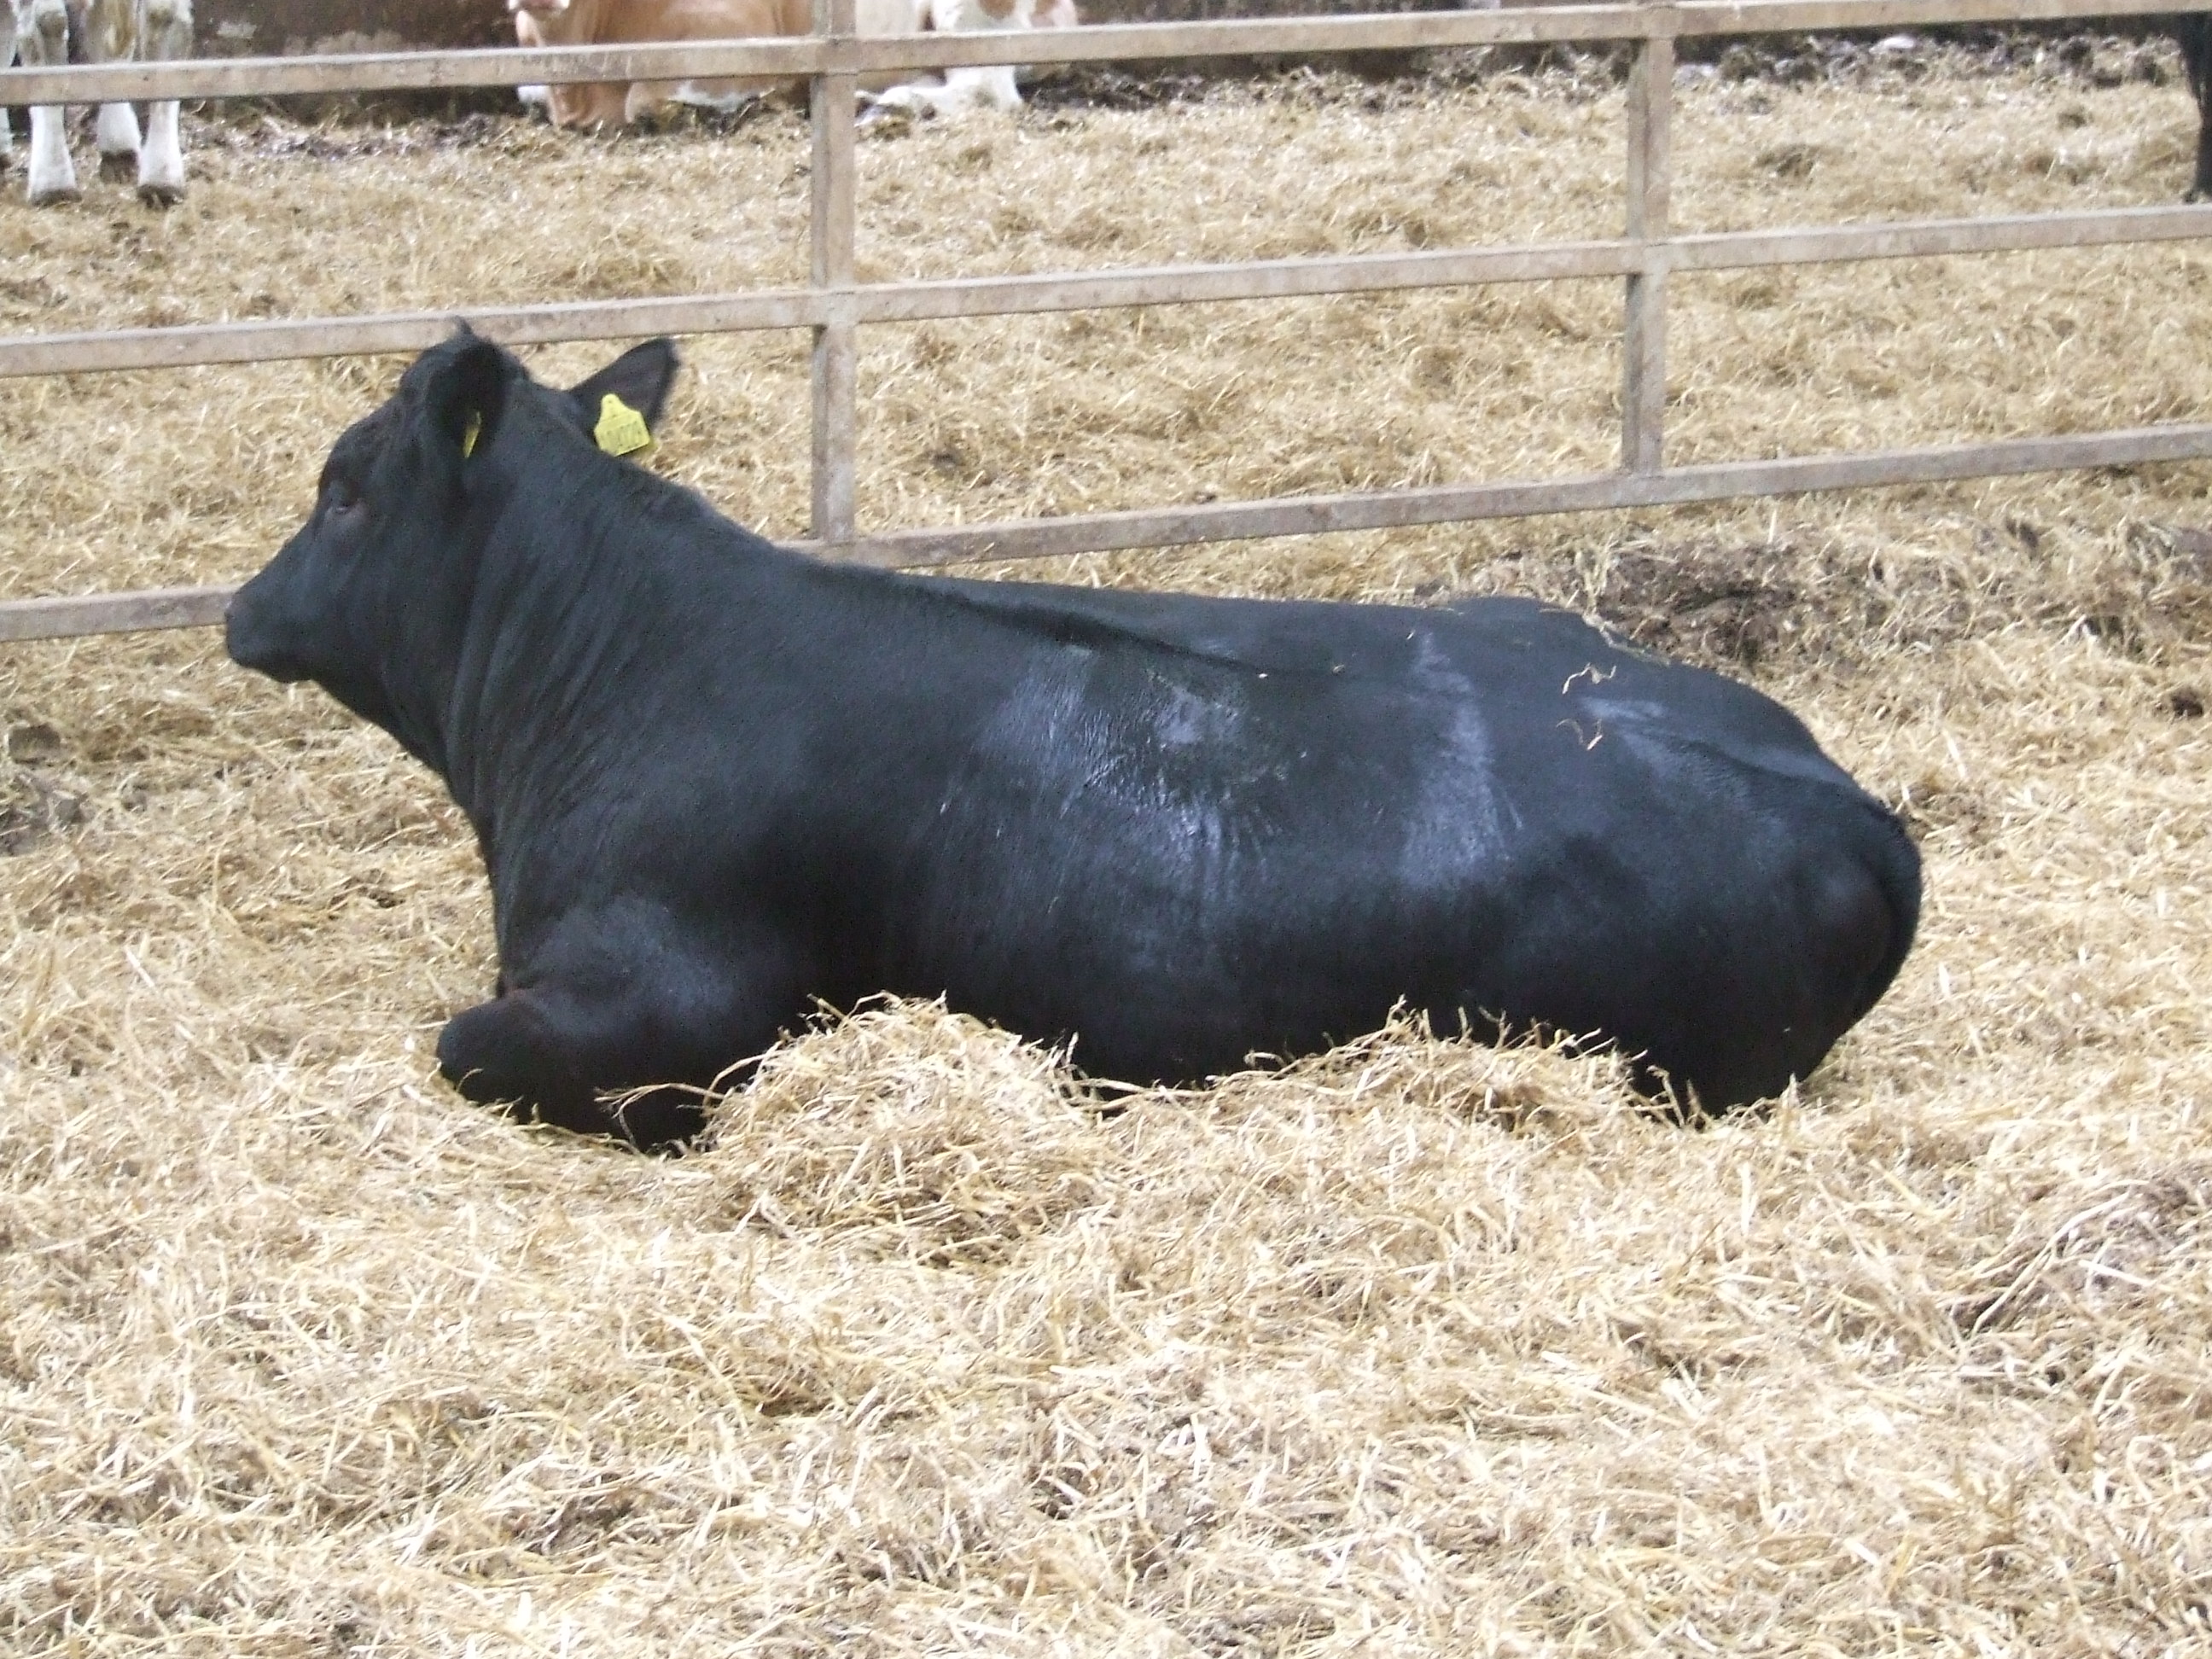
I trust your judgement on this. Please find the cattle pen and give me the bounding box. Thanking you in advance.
[6,8,2212,1657]
[2,0,2212,640]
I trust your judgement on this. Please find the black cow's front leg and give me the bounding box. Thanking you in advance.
[437,988,682,1143]
[436,905,810,1147]
[437,926,803,1146]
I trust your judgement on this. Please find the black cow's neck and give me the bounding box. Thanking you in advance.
[436,448,783,853]
[367,469,514,789]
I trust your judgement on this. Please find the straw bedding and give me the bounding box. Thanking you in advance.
[3,34,2211,1655]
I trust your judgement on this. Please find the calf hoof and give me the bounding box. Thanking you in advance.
[26,179,80,207]
[858,102,921,134]
[137,178,184,208]
[99,148,138,182]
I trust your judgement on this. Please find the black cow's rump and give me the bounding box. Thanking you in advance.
[228,331,1921,1146]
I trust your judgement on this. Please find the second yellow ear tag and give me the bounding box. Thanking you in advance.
[462,411,481,458]
[594,393,653,457]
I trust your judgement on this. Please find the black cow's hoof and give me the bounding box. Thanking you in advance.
[585,1088,707,1151]
[137,180,183,209]
[485,1082,703,1152]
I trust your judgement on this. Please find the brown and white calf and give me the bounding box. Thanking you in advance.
[509,0,1074,129]
[3,0,192,204]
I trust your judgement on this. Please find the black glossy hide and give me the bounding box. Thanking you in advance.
[229,331,1921,1146]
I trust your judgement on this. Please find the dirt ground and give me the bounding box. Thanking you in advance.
[3,32,2210,1656]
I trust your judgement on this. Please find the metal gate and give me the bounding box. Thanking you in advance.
[3,0,2209,642]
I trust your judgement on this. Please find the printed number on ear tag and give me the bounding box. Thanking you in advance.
[462,412,481,458]
[595,393,654,457]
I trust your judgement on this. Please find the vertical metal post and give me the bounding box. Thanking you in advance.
[810,0,859,549]
[1622,20,1673,475]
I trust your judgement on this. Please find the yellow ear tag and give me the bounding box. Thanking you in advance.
[594,393,654,457]
[461,411,481,458]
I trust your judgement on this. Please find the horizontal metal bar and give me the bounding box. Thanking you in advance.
[11,206,2211,379]
[0,246,1638,377]
[0,294,822,378]
[824,422,2212,566]
[1674,202,2212,269]
[14,425,2212,641]
[0,585,233,642]
[3,0,2205,106]
[861,242,1639,322]
[1676,0,2203,38]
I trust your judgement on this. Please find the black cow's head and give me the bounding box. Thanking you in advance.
[225,328,680,768]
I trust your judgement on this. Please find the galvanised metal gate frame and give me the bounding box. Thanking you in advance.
[3,0,2209,641]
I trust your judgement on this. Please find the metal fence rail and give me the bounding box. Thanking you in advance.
[3,0,2209,642]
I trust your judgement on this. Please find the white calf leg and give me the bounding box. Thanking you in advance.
[866,61,1022,119]
[96,100,143,174]
[670,81,756,115]
[0,6,15,163]
[138,96,185,201]
[135,0,191,203]
[938,62,1022,111]
[866,0,1033,117]
[18,0,78,203]
[79,0,141,177]
[25,104,74,201]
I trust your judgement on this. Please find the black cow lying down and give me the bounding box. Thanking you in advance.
[227,331,1921,1146]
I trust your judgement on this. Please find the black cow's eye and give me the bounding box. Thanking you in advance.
[325,481,361,516]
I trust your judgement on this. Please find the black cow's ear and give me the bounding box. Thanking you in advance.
[422,334,513,472]
[568,338,680,434]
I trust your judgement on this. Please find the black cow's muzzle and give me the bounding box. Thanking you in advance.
[224,590,311,684]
